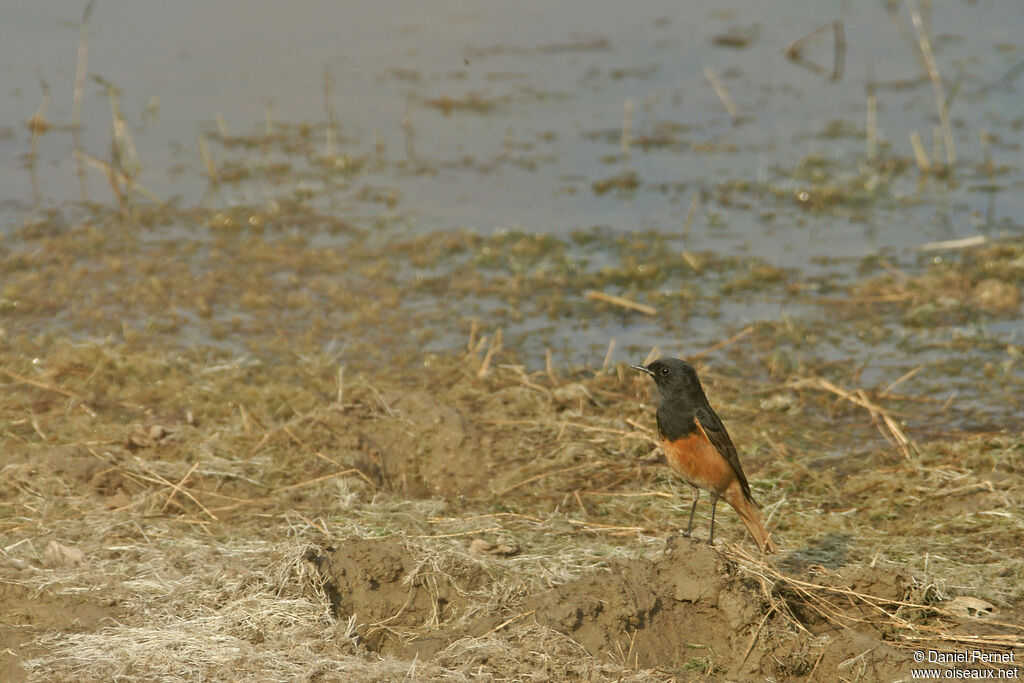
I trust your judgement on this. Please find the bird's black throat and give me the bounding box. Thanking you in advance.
[656,396,698,442]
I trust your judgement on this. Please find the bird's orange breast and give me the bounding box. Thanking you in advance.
[661,431,736,495]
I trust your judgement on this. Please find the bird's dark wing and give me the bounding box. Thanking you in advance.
[694,406,753,502]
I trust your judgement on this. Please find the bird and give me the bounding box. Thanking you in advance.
[632,358,777,553]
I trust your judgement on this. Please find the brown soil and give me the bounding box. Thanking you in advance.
[2,346,1021,680]
[309,534,912,680]
[0,584,122,683]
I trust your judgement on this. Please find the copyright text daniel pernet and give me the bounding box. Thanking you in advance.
[911,649,1019,680]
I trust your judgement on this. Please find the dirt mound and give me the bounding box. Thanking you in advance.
[315,536,787,677]
[311,534,927,679]
[310,535,493,658]
[526,536,767,675]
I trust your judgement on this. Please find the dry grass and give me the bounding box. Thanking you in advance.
[23,539,356,681]
[2,323,1021,680]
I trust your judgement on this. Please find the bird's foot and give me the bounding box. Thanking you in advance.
[665,533,691,554]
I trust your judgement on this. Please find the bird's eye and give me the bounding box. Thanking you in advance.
[659,367,669,376]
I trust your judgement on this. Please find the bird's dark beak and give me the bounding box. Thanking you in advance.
[630,364,654,376]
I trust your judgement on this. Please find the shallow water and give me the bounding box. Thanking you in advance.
[4,1,1021,230]
[2,1,1022,427]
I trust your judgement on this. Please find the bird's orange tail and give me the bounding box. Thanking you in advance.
[728,490,777,554]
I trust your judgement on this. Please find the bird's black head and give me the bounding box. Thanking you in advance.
[631,358,705,400]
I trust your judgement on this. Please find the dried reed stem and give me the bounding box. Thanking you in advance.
[730,543,1024,649]
[72,1,95,130]
[162,462,200,512]
[703,67,739,120]
[601,338,616,373]
[909,130,931,173]
[866,89,877,161]
[784,21,845,81]
[799,377,916,459]
[477,328,503,377]
[832,20,845,81]
[496,462,597,496]
[323,66,339,159]
[26,83,50,203]
[917,235,986,251]
[74,151,163,204]
[682,193,700,239]
[905,0,955,167]
[198,134,219,186]
[586,290,656,316]
[1,366,80,399]
[108,86,140,175]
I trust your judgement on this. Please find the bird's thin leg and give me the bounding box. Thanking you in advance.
[708,493,719,545]
[685,486,700,537]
